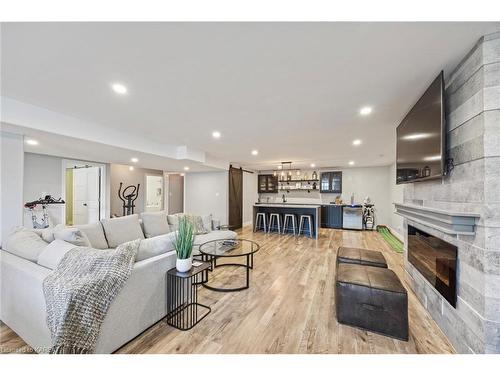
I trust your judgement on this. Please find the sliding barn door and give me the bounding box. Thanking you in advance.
[228,166,243,230]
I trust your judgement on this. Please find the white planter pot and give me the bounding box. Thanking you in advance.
[176,257,192,273]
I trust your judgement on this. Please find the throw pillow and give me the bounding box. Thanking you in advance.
[201,214,213,232]
[53,225,91,247]
[75,222,109,249]
[100,214,145,248]
[189,215,210,235]
[37,239,77,270]
[5,227,49,262]
[140,211,170,238]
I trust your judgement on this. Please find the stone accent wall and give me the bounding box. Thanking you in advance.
[403,32,500,353]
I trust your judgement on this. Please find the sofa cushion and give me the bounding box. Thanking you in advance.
[101,214,145,248]
[192,230,237,256]
[137,232,176,262]
[140,211,170,238]
[4,227,49,262]
[75,222,109,249]
[37,239,77,270]
[193,230,237,246]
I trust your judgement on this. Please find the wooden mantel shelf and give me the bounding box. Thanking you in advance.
[394,203,480,236]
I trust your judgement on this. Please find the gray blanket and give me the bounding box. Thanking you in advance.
[43,239,140,354]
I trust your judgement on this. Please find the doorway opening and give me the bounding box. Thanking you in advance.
[63,160,106,225]
[145,175,164,212]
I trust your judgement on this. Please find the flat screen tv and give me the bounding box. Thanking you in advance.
[396,72,445,184]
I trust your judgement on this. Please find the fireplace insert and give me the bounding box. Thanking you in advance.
[407,225,457,307]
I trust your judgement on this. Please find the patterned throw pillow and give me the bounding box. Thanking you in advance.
[188,215,209,235]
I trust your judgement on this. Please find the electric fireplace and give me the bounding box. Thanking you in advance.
[407,225,457,307]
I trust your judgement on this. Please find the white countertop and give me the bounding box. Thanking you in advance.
[254,203,321,208]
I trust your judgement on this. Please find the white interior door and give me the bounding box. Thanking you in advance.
[73,167,100,225]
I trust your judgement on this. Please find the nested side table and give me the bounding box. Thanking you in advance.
[166,262,211,330]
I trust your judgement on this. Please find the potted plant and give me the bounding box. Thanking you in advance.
[174,216,195,272]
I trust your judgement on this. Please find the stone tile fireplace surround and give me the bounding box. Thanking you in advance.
[398,32,500,353]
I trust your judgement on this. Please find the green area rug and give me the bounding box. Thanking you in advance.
[377,226,403,253]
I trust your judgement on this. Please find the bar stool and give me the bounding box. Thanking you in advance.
[268,213,282,234]
[282,213,298,235]
[299,215,313,238]
[254,212,268,232]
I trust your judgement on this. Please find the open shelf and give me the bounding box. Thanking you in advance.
[278,179,319,183]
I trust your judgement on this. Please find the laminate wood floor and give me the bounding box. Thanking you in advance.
[0,227,455,354]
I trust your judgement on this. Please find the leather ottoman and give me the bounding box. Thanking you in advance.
[337,246,388,268]
[335,263,408,341]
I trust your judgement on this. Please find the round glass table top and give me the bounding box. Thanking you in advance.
[198,238,260,257]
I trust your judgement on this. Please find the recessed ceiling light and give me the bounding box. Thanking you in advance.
[359,107,372,116]
[423,155,441,161]
[129,166,134,171]
[352,139,362,146]
[184,166,190,171]
[310,163,316,168]
[131,157,139,163]
[212,131,221,139]
[25,139,39,146]
[111,83,127,95]
[251,150,259,156]
[349,161,355,166]
[402,133,431,141]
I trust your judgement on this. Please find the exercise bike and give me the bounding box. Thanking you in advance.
[24,195,65,229]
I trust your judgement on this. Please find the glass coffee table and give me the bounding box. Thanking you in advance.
[198,239,260,292]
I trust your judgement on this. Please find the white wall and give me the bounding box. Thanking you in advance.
[259,166,393,227]
[1,132,24,246]
[242,171,258,225]
[23,153,64,227]
[184,171,228,224]
[388,162,404,238]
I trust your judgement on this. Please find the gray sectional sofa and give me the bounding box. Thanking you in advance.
[0,212,236,353]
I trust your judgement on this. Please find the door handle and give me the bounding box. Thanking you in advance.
[83,203,88,206]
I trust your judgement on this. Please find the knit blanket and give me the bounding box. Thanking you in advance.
[42,239,140,354]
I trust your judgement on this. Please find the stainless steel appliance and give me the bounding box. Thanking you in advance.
[342,205,363,230]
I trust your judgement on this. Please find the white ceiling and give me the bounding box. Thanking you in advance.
[2,22,499,171]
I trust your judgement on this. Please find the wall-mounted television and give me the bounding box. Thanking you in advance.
[396,72,445,184]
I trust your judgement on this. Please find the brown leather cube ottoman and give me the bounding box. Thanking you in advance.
[335,263,409,341]
[337,246,388,268]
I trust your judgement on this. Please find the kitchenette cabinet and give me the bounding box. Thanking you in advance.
[258,174,278,193]
[319,171,342,193]
[320,205,343,229]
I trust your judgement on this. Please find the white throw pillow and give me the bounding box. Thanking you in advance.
[37,239,77,270]
[52,225,91,247]
[101,214,145,248]
[136,232,176,262]
[40,226,57,242]
[140,211,170,238]
[167,214,181,231]
[75,222,109,249]
[4,227,49,262]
